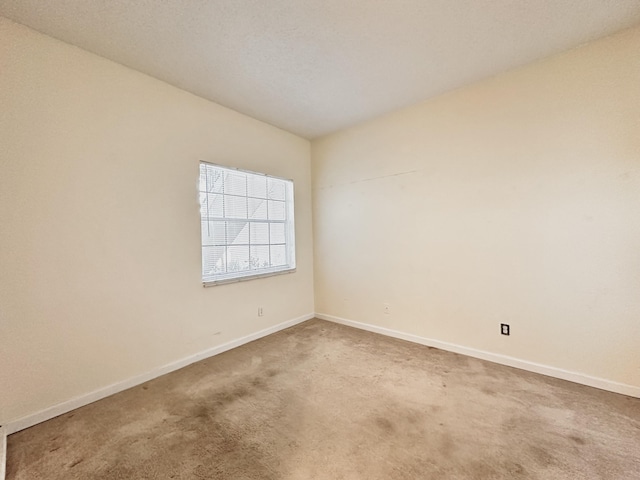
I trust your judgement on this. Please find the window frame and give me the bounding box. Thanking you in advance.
[199,161,296,287]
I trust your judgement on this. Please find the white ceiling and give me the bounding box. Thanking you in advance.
[1,1,640,139]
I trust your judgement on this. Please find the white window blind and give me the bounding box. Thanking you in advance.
[199,162,296,286]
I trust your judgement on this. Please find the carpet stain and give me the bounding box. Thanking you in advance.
[505,461,526,475]
[569,435,586,445]
[375,417,395,432]
[529,445,556,466]
[6,319,640,479]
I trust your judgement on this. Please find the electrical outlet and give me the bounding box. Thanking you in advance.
[383,303,391,315]
[501,323,510,336]
[258,307,264,317]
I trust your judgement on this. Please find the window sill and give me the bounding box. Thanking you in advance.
[203,268,296,287]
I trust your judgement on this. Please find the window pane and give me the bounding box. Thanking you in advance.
[199,166,207,192]
[224,195,247,219]
[199,192,208,216]
[210,194,224,218]
[224,171,247,196]
[270,223,285,244]
[248,175,267,199]
[200,166,223,193]
[248,198,267,220]
[267,177,286,200]
[270,245,287,266]
[250,245,270,270]
[227,246,250,272]
[200,193,224,218]
[227,220,248,245]
[250,222,269,244]
[201,221,226,246]
[203,246,226,275]
[268,200,286,220]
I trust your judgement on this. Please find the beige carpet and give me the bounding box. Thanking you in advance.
[7,319,640,479]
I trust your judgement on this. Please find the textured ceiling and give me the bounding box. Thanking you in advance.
[1,1,640,139]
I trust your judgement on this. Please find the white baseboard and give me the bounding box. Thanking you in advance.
[6,311,637,442]
[5,313,315,436]
[0,425,6,480]
[316,313,640,399]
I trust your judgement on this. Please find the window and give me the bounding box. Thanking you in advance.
[199,162,296,286]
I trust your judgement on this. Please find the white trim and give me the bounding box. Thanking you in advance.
[199,160,294,183]
[5,313,314,435]
[203,267,295,287]
[316,313,640,399]
[0,425,6,480]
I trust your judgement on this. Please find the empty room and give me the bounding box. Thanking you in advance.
[1,1,639,479]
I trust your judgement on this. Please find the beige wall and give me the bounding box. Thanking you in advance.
[2,15,639,428]
[312,27,640,389]
[0,18,314,425]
